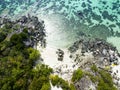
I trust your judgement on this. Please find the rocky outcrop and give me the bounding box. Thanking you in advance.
[69,38,120,90]
[0,15,46,47]
[75,76,96,90]
[17,15,46,47]
[69,38,120,67]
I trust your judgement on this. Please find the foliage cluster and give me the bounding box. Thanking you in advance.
[97,70,117,90]
[72,68,84,82]
[91,64,98,72]
[90,65,117,90]
[50,75,76,90]
[0,25,53,90]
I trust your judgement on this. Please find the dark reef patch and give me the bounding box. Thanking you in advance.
[91,13,102,22]
[102,11,115,21]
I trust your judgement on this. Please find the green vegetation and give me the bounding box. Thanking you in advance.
[40,82,51,90]
[85,72,99,83]
[72,68,84,82]
[0,22,14,36]
[29,64,53,90]
[0,24,53,90]
[50,75,76,90]
[79,64,117,90]
[70,83,76,90]
[97,70,117,90]
[89,65,117,90]
[50,75,70,90]
[0,32,6,42]
[91,64,98,72]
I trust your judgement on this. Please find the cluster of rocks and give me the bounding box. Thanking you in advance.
[69,38,120,90]
[0,15,46,47]
[56,49,64,61]
[112,70,120,88]
[69,38,120,67]
[110,65,120,89]
[68,39,83,53]
[54,64,72,75]
[18,15,46,47]
[0,16,12,26]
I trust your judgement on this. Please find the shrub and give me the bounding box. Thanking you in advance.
[70,83,76,90]
[27,47,40,61]
[97,70,117,90]
[0,32,6,42]
[50,75,70,90]
[72,68,83,82]
[91,64,98,72]
[10,34,22,45]
[41,83,51,90]
[97,79,117,90]
[99,70,113,87]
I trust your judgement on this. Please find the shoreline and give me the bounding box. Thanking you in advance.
[37,44,79,81]
[37,37,120,89]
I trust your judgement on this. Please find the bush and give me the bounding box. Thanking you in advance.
[10,34,22,44]
[50,75,70,90]
[97,79,117,90]
[72,68,83,82]
[70,83,76,90]
[19,32,28,40]
[41,83,51,90]
[0,32,6,42]
[99,70,114,87]
[10,32,28,50]
[50,75,60,86]
[97,70,117,90]
[27,48,40,61]
[91,64,98,72]
[86,72,98,83]
[34,64,53,77]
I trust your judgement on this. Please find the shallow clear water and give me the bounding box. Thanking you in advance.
[0,0,120,49]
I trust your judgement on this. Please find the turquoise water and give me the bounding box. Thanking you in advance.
[0,0,120,49]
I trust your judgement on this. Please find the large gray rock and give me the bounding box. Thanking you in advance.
[75,76,96,90]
